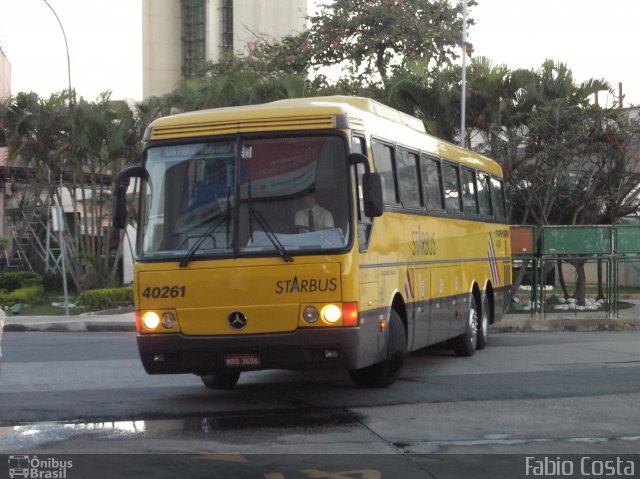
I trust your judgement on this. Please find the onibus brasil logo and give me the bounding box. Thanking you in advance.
[8,455,73,478]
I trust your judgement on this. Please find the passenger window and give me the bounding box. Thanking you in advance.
[478,173,493,217]
[421,156,444,211]
[397,148,421,208]
[491,177,507,220]
[461,168,479,215]
[372,140,399,205]
[442,163,462,212]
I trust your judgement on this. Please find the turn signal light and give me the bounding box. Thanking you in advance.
[342,302,359,327]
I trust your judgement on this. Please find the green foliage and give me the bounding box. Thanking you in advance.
[0,271,44,291]
[0,272,45,307]
[78,287,133,311]
[0,285,44,307]
[305,0,474,81]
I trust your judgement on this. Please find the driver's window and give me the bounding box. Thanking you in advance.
[352,135,372,251]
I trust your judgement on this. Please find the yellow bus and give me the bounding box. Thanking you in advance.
[113,96,512,389]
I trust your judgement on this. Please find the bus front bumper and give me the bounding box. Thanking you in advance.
[137,326,383,375]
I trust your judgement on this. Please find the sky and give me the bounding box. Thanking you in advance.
[0,0,638,107]
[0,0,142,101]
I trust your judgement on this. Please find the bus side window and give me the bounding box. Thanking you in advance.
[491,176,507,221]
[353,135,372,251]
[443,162,462,213]
[421,155,444,211]
[478,173,493,217]
[397,148,422,208]
[371,139,399,206]
[461,167,479,215]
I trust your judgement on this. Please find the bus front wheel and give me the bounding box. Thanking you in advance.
[348,309,406,388]
[200,371,241,389]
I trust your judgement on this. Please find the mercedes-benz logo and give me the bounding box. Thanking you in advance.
[228,311,247,330]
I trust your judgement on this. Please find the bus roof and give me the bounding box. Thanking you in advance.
[146,95,503,176]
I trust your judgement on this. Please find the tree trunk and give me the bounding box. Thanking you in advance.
[557,259,569,299]
[575,261,587,306]
[596,259,605,301]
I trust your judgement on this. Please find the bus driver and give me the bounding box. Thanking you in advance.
[294,188,334,231]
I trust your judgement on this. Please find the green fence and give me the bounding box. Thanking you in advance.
[510,225,640,318]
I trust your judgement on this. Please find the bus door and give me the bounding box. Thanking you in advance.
[409,267,430,350]
[429,267,451,344]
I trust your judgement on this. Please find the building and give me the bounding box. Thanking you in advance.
[142,0,311,98]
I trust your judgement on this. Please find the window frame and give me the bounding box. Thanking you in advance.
[371,137,400,207]
[442,161,463,214]
[396,146,423,209]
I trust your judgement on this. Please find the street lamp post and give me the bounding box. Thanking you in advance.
[460,0,468,148]
[41,0,72,315]
[41,0,72,96]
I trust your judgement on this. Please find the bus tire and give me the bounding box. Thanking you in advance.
[200,371,241,389]
[348,309,406,388]
[476,292,490,350]
[453,293,479,357]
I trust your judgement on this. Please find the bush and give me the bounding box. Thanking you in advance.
[78,287,134,311]
[0,271,44,291]
[0,272,44,308]
[0,284,44,307]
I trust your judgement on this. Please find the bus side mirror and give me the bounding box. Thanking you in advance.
[363,172,384,218]
[112,166,145,230]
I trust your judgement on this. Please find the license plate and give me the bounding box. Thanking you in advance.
[224,353,261,369]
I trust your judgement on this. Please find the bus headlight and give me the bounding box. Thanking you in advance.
[142,311,161,330]
[161,312,177,329]
[321,304,342,323]
[303,306,319,323]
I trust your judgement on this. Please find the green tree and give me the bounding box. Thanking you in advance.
[305,0,475,83]
[65,93,139,289]
[0,91,138,291]
[0,91,74,276]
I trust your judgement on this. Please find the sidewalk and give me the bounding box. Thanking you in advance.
[2,306,640,333]
[2,311,136,333]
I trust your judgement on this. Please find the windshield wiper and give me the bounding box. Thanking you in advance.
[180,190,233,267]
[251,209,293,263]
[179,211,229,267]
[245,180,292,262]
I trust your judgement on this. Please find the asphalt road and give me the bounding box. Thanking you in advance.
[1,331,640,478]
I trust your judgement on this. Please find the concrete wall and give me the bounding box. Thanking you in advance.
[142,0,182,98]
[231,0,308,53]
[142,0,311,99]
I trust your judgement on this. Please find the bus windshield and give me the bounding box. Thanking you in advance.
[141,135,350,260]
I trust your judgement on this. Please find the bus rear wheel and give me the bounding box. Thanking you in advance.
[200,371,241,389]
[348,309,406,388]
[476,292,490,350]
[452,293,479,357]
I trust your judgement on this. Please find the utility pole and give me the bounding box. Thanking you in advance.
[460,0,468,148]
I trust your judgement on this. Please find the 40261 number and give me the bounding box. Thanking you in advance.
[142,285,186,299]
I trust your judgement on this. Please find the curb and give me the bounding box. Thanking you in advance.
[3,318,640,333]
[492,317,640,333]
[3,321,136,333]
